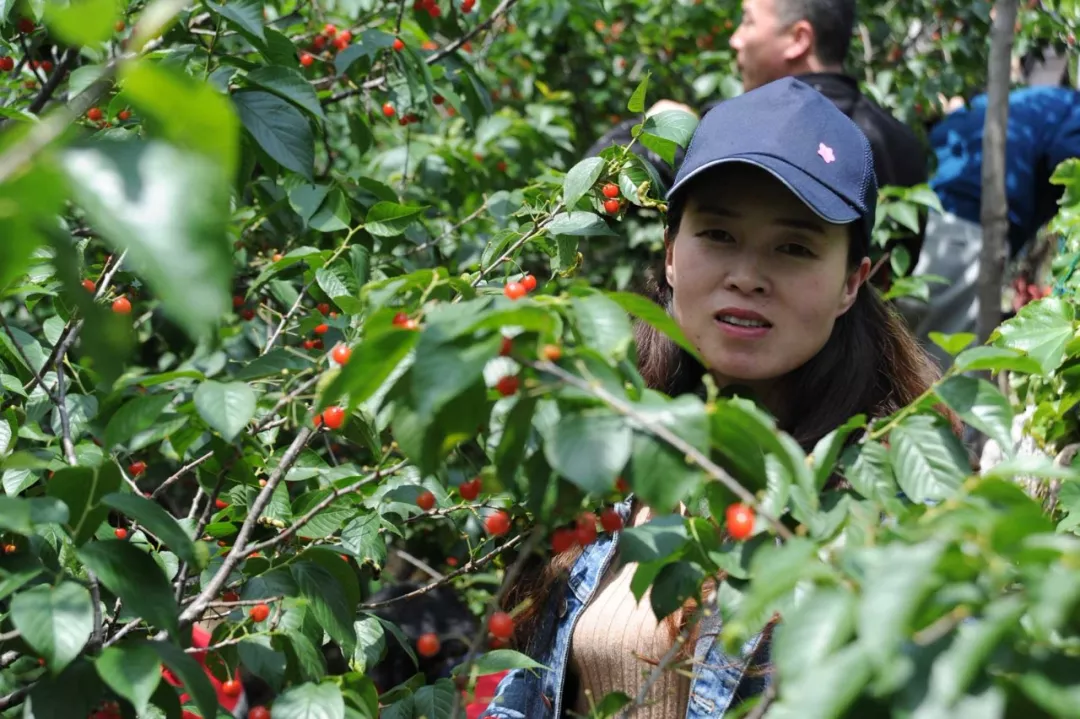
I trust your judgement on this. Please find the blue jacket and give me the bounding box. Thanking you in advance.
[479,499,772,718]
[929,86,1080,255]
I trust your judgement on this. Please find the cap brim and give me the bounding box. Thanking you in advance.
[666,154,861,224]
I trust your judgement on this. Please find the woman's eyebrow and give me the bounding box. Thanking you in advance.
[696,207,826,236]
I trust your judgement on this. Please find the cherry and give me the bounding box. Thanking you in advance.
[503,282,526,300]
[541,344,562,362]
[317,302,330,315]
[392,311,410,327]
[417,633,440,657]
[551,527,576,554]
[484,510,511,536]
[87,107,103,122]
[499,336,513,357]
[495,375,519,397]
[322,406,345,429]
[128,461,147,477]
[17,18,34,33]
[249,706,271,719]
[603,199,621,214]
[299,52,315,67]
[416,490,436,511]
[272,252,283,262]
[488,611,514,640]
[521,274,537,291]
[447,556,458,567]
[575,513,598,546]
[462,0,475,10]
[615,477,629,493]
[313,35,327,50]
[249,603,270,622]
[433,93,444,104]
[331,344,351,364]
[303,339,316,350]
[334,35,349,50]
[0,57,13,72]
[323,23,337,36]
[725,503,755,540]
[393,38,405,51]
[313,323,329,335]
[382,102,395,117]
[601,183,620,199]
[232,295,245,308]
[114,527,128,540]
[313,412,323,427]
[111,296,132,314]
[114,20,125,32]
[40,60,52,73]
[215,498,229,510]
[402,318,419,330]
[82,279,96,293]
[222,591,240,602]
[241,309,255,321]
[496,160,508,172]
[117,109,132,121]
[222,680,242,698]
[600,507,623,533]
[459,478,481,501]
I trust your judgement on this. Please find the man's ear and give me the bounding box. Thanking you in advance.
[782,20,815,62]
[837,256,871,317]
[664,230,676,288]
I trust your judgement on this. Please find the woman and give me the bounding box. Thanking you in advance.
[480,77,944,719]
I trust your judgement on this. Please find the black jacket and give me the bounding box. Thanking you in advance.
[585,72,930,266]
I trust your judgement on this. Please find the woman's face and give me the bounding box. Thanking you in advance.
[665,166,870,390]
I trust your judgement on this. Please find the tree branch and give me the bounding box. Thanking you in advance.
[28,48,78,115]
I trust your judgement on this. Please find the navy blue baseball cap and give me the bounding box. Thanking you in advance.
[667,77,877,250]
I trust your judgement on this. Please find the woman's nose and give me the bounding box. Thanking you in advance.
[723,256,768,294]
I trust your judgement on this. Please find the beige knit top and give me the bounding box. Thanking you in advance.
[568,504,691,718]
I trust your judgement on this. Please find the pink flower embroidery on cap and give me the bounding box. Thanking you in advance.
[818,143,836,164]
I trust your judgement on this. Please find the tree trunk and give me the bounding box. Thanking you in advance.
[977,0,1019,346]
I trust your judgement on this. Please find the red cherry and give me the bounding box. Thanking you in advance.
[118,109,132,121]
[0,57,13,72]
[215,498,229,510]
[447,556,458,567]
[495,375,519,397]
[249,707,271,719]
[459,478,481,501]
[393,38,405,51]
[600,507,623,533]
[111,296,132,314]
[499,336,513,357]
[485,510,511,536]
[521,274,537,291]
[249,603,270,622]
[40,60,52,73]
[128,461,147,477]
[488,611,514,640]
[382,102,396,117]
[417,633,440,657]
[463,0,475,10]
[331,344,351,364]
[726,503,755,540]
[303,339,316,350]
[272,252,283,262]
[82,279,96,293]
[392,311,410,326]
[114,527,128,540]
[541,344,562,362]
[17,18,34,33]
[299,52,315,67]
[317,302,330,315]
[313,323,329,335]
[615,477,629,493]
[433,93,444,104]
[222,680,242,698]
[323,23,337,36]
[232,295,245,308]
[322,406,345,429]
[503,282,526,300]
[417,490,436,511]
[496,160,508,172]
[602,183,620,199]
[603,199,621,214]
[222,591,239,602]
[313,413,323,427]
[333,35,349,50]
[575,512,598,546]
[114,20,125,32]
[551,527,577,554]
[313,35,327,50]
[87,107,103,122]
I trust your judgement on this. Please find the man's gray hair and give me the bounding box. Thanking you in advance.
[775,0,856,67]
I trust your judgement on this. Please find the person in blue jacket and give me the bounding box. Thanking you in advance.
[903,54,1080,368]
[480,77,947,719]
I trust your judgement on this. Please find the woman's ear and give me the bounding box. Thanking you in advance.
[664,230,676,288]
[837,257,871,316]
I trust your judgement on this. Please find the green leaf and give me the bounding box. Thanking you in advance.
[810,415,866,491]
[101,493,201,567]
[619,514,688,563]
[78,540,179,638]
[119,59,240,186]
[272,681,346,719]
[543,410,631,494]
[364,202,426,237]
[627,73,650,113]
[640,110,698,148]
[413,679,455,719]
[50,394,98,441]
[412,333,501,417]
[94,642,162,716]
[150,640,219,719]
[772,587,856,682]
[292,562,357,655]
[340,514,387,571]
[562,157,606,209]
[452,649,547,676]
[194,381,257,442]
[650,561,705,620]
[246,66,327,124]
[929,331,976,357]
[765,643,872,719]
[351,616,386,673]
[233,349,312,381]
[952,346,1043,374]
[547,211,618,237]
[322,328,418,411]
[206,0,265,41]
[992,298,1075,374]
[572,294,633,358]
[239,636,286,692]
[638,131,679,166]
[103,392,175,449]
[936,376,1014,454]
[982,455,1080,481]
[43,0,117,47]
[47,464,122,546]
[0,496,68,534]
[842,440,897,501]
[890,415,969,503]
[27,658,103,718]
[233,90,315,181]
[886,201,920,233]
[625,394,709,513]
[605,290,703,363]
[11,581,93,674]
[59,140,232,341]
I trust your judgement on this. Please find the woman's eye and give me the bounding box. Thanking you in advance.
[700,229,734,243]
[779,243,815,258]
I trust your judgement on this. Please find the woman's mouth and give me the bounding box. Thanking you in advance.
[715,308,772,339]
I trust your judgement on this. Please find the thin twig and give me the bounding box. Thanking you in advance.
[103,617,145,648]
[152,452,214,499]
[87,572,103,653]
[262,239,354,355]
[1046,442,1080,516]
[471,206,560,287]
[395,548,445,581]
[55,359,77,465]
[407,198,490,256]
[0,313,59,406]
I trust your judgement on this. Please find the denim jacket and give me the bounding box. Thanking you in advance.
[480,499,771,719]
